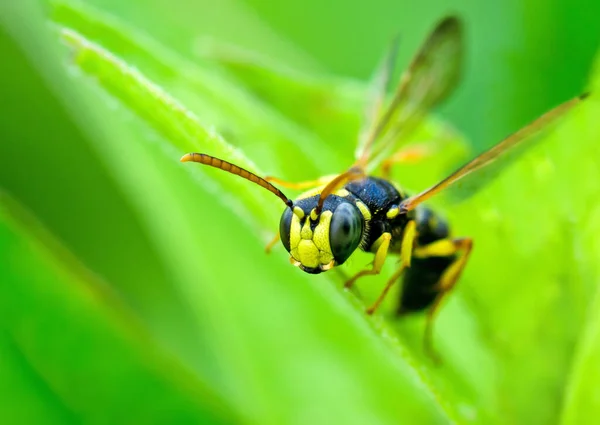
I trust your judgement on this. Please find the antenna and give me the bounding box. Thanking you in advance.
[181,153,293,208]
[316,167,364,214]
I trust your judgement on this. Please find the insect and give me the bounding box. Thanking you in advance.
[181,16,586,355]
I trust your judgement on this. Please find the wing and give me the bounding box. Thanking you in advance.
[355,37,399,160]
[355,16,463,172]
[399,94,588,212]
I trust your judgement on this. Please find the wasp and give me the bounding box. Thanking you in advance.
[181,16,586,355]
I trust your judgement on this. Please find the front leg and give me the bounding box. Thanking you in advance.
[343,232,392,289]
[264,232,280,253]
[366,220,417,314]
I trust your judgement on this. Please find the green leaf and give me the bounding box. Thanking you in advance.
[559,284,600,425]
[51,0,345,180]
[0,194,240,425]
[443,94,600,423]
[195,38,367,147]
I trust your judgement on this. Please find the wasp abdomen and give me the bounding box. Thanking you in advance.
[399,206,455,313]
[399,255,456,313]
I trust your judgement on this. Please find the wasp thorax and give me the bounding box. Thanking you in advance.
[280,195,365,274]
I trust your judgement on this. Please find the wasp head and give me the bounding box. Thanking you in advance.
[279,195,365,274]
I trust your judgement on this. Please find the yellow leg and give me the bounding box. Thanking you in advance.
[265,233,280,254]
[264,175,336,190]
[381,144,433,180]
[344,232,392,289]
[366,265,406,315]
[422,237,473,362]
[366,221,416,315]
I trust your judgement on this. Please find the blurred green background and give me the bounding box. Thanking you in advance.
[1,0,600,424]
[73,0,600,149]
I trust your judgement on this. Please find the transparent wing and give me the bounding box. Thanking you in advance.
[355,37,399,159]
[355,16,463,172]
[399,94,587,212]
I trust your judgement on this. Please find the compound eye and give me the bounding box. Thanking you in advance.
[329,202,363,264]
[279,207,293,253]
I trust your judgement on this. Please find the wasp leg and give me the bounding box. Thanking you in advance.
[335,268,363,298]
[366,220,417,314]
[366,265,406,315]
[264,175,336,190]
[344,232,392,290]
[265,233,280,254]
[381,144,433,180]
[413,237,473,361]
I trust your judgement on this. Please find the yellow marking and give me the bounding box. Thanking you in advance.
[413,239,457,258]
[355,200,372,221]
[300,220,313,240]
[319,250,334,264]
[289,213,302,255]
[312,211,332,253]
[400,220,416,268]
[320,260,335,271]
[293,206,305,219]
[335,189,350,197]
[310,208,318,221]
[298,240,320,268]
[386,207,399,219]
[288,211,335,269]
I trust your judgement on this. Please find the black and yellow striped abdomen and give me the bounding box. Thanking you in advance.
[399,206,455,313]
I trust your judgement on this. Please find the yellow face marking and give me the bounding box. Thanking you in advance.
[293,206,305,219]
[289,212,303,260]
[314,211,334,264]
[355,200,372,221]
[310,208,319,221]
[298,240,320,268]
[300,219,313,240]
[386,207,399,219]
[288,211,334,269]
[320,259,335,271]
